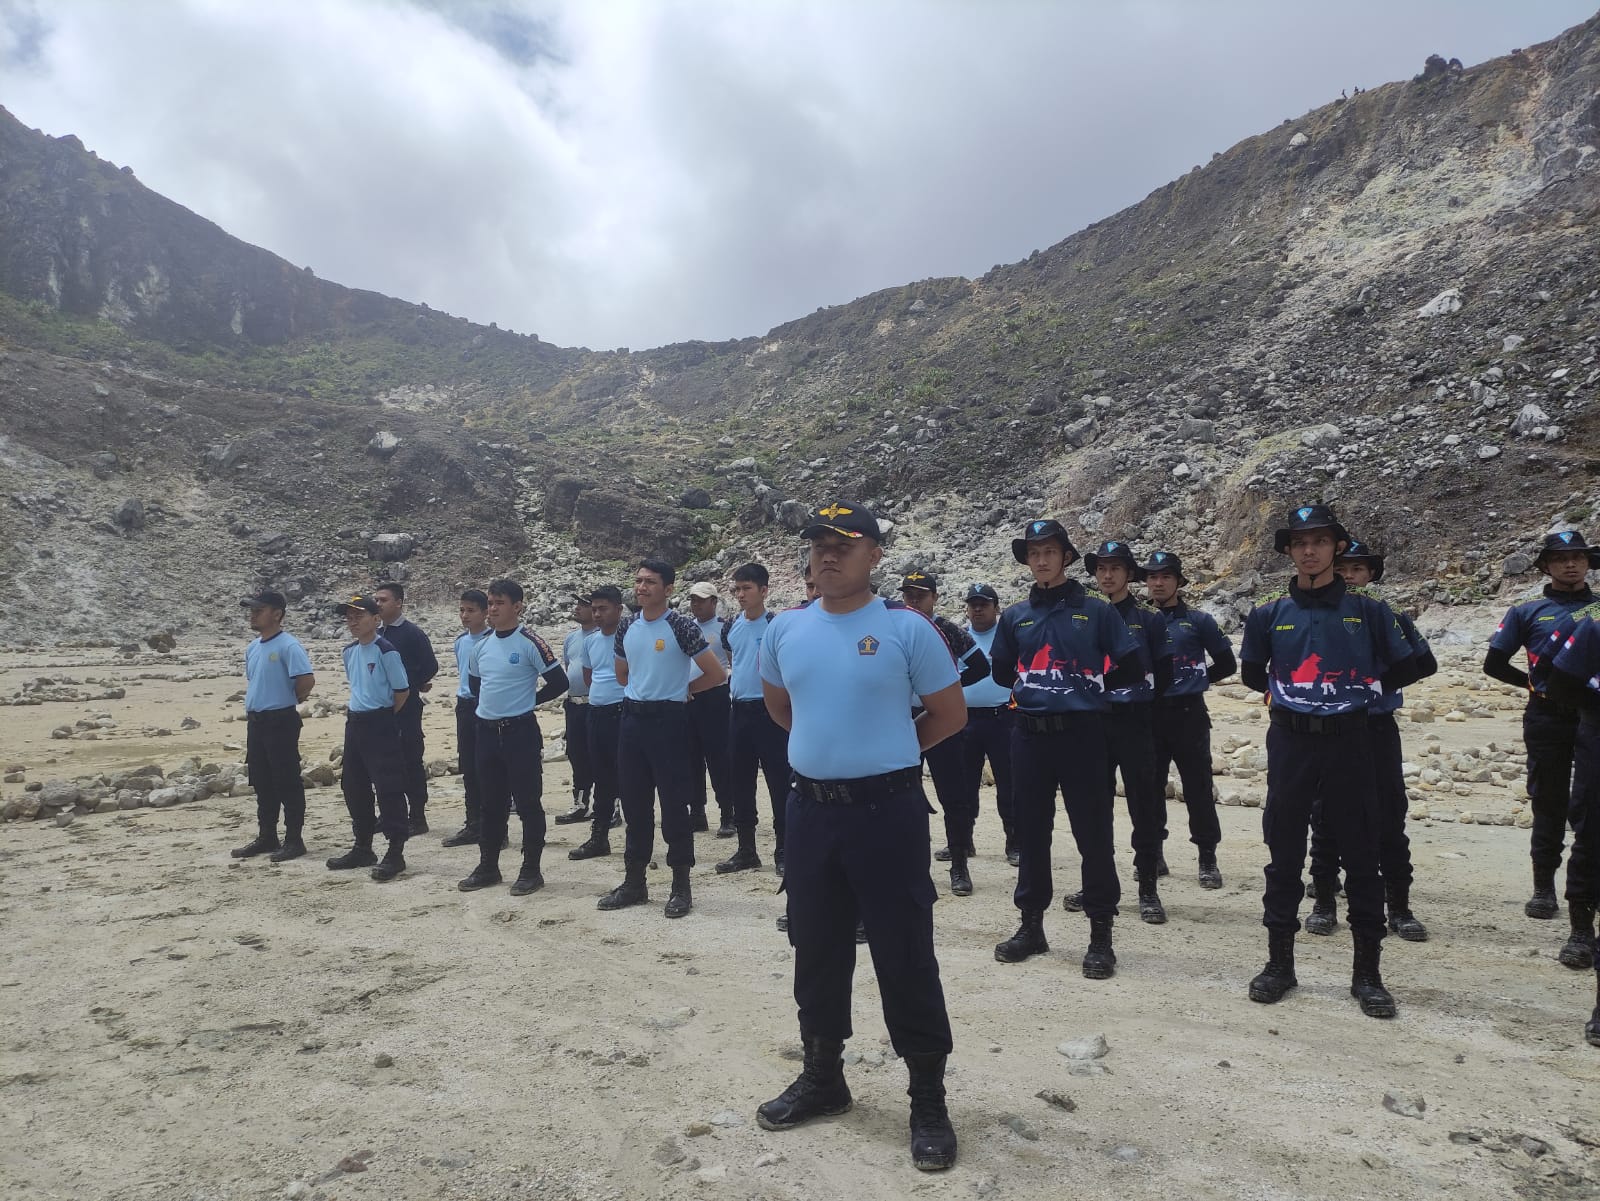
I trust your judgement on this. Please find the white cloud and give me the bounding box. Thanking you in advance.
[2,0,1592,348]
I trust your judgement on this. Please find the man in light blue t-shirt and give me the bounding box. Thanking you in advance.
[596,559,726,920]
[233,589,315,863]
[568,585,627,860]
[442,589,493,850]
[555,595,598,827]
[755,500,965,1172]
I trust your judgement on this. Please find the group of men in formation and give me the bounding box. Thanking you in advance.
[230,501,1600,1171]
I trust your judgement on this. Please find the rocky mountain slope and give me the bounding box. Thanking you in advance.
[1,16,1598,643]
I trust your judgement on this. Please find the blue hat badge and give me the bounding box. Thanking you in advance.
[1033,521,1046,532]
[1560,531,1575,543]
[1297,506,1313,521]
[1155,552,1167,562]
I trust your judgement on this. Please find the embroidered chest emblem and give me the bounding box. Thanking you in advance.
[509,652,521,664]
[654,638,666,652]
[858,634,880,656]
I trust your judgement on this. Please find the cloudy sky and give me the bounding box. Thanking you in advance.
[1,1,1592,350]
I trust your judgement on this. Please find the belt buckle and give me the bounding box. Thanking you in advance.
[823,781,848,805]
[1306,715,1324,734]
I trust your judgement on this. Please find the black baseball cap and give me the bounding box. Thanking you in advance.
[1336,539,1386,582]
[1012,519,1078,565]
[964,582,1000,604]
[239,589,287,610]
[1534,529,1600,569]
[899,570,939,593]
[1273,503,1351,555]
[334,593,380,615]
[1140,551,1188,585]
[1083,539,1146,581]
[801,500,882,542]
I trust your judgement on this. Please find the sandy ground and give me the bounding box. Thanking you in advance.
[2,638,1598,1201]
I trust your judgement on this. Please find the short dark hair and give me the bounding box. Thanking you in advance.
[487,578,524,604]
[459,588,488,610]
[732,562,769,587]
[638,558,675,586]
[589,584,623,605]
[802,562,813,580]
[374,580,404,601]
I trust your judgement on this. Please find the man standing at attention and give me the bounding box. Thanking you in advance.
[375,581,439,836]
[756,500,966,1172]
[233,589,315,862]
[685,580,733,835]
[442,589,492,849]
[555,595,598,828]
[716,563,791,875]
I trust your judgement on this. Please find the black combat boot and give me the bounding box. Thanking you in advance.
[774,844,785,876]
[756,1036,852,1130]
[510,845,545,896]
[905,1053,958,1171]
[326,841,377,870]
[554,788,589,825]
[370,843,407,882]
[1138,875,1167,924]
[690,807,710,833]
[1004,830,1020,868]
[568,826,611,860]
[1559,900,1596,970]
[269,836,307,863]
[1385,881,1428,942]
[1156,854,1170,878]
[994,910,1049,963]
[1587,979,1600,1047]
[440,825,478,848]
[1198,849,1223,889]
[949,850,973,897]
[597,860,649,910]
[458,852,503,891]
[715,828,762,874]
[1248,929,1298,1003]
[407,811,429,837]
[716,812,736,838]
[1526,867,1560,919]
[664,865,693,918]
[1082,915,1116,980]
[231,833,281,859]
[1304,878,1339,936]
[1350,933,1397,1018]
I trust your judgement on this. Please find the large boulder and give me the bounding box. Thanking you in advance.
[544,475,597,524]
[112,498,146,530]
[367,431,402,458]
[37,780,81,809]
[368,533,416,562]
[571,490,697,564]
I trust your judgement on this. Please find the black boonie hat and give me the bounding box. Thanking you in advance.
[1336,539,1386,582]
[1273,503,1351,555]
[964,582,1000,604]
[240,589,287,610]
[801,500,882,542]
[1140,551,1188,586]
[1534,529,1600,569]
[1012,519,1079,565]
[899,570,938,593]
[334,593,380,615]
[1083,539,1146,581]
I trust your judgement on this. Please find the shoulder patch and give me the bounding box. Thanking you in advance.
[1253,589,1289,607]
[373,636,397,654]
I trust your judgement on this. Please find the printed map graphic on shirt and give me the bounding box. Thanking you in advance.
[1018,643,1104,692]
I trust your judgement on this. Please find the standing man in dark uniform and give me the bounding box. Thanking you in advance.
[898,571,990,896]
[443,589,492,849]
[374,581,439,836]
[685,580,733,835]
[756,500,965,1171]
[327,594,412,882]
[991,520,1144,978]
[1547,607,1600,1044]
[1240,505,1419,1018]
[233,589,315,862]
[570,586,627,860]
[1077,540,1174,923]
[960,583,1018,866]
[1142,552,1235,888]
[1303,541,1438,941]
[458,579,568,896]
[716,563,791,875]
[599,560,726,918]
[1484,531,1598,920]
[555,595,597,827]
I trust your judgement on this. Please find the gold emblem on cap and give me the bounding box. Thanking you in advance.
[817,503,852,519]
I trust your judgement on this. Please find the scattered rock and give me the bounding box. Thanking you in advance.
[37,780,81,809]
[373,1053,394,1068]
[999,1113,1040,1140]
[1382,1090,1426,1119]
[684,1121,712,1138]
[679,488,712,509]
[1036,1089,1077,1111]
[1502,552,1535,576]
[708,1109,744,1128]
[1300,423,1342,449]
[368,533,416,561]
[367,431,402,458]
[1057,1033,1110,1060]
[753,1152,786,1168]
[1476,444,1501,461]
[111,498,146,530]
[1417,288,1463,318]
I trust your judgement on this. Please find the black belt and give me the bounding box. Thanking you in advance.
[1528,694,1579,717]
[794,767,922,806]
[622,698,685,717]
[967,705,1012,718]
[732,698,768,710]
[479,709,537,731]
[564,695,590,706]
[345,707,397,721]
[1018,711,1099,733]
[1269,709,1370,734]
[246,707,299,722]
[1157,694,1209,711]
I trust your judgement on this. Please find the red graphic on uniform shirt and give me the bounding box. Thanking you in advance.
[1016,643,1102,692]
[1289,653,1322,685]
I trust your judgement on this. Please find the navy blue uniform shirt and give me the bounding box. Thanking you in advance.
[380,618,439,691]
[990,580,1144,715]
[1158,601,1236,697]
[1107,595,1172,704]
[1498,587,1598,697]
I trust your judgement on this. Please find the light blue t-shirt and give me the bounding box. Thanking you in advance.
[471,627,560,720]
[962,623,1012,709]
[616,610,709,702]
[343,637,409,714]
[723,611,774,701]
[563,627,592,698]
[583,626,624,706]
[454,628,491,699]
[762,597,959,779]
[245,631,313,713]
[697,616,730,668]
